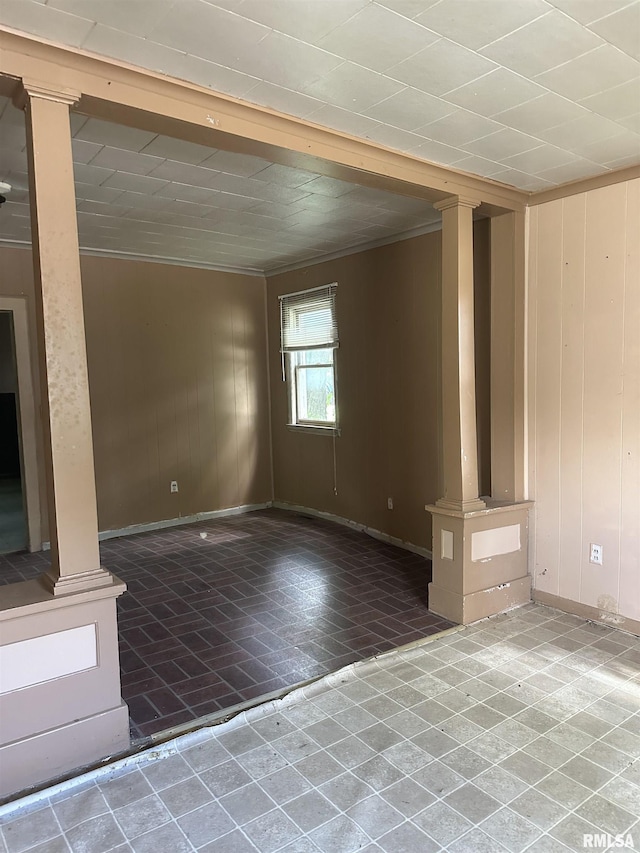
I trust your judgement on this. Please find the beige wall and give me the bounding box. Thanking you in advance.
[266,224,491,551]
[83,256,272,531]
[0,247,273,535]
[528,178,639,621]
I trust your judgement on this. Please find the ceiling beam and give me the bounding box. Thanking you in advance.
[0,27,527,216]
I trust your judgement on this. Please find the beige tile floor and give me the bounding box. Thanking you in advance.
[1,603,639,853]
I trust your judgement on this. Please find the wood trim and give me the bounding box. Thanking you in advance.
[0,296,42,552]
[0,27,526,214]
[533,590,640,637]
[529,165,640,206]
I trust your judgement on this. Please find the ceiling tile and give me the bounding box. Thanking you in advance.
[576,129,640,161]
[199,150,272,177]
[371,125,438,155]
[450,154,509,178]
[72,163,116,185]
[540,113,628,150]
[81,25,192,81]
[492,92,592,134]
[414,0,549,50]
[284,175,352,199]
[619,113,640,133]
[234,0,368,43]
[502,144,582,173]
[71,139,103,165]
[250,164,318,188]
[545,0,633,26]
[75,118,158,152]
[462,128,542,159]
[374,0,441,18]
[490,168,553,190]
[89,147,166,175]
[169,55,260,97]
[446,67,546,117]
[243,82,323,119]
[301,62,404,112]
[303,104,383,138]
[580,78,640,120]
[74,182,126,204]
[318,3,439,72]
[154,182,226,205]
[147,160,221,186]
[389,38,498,95]
[139,136,216,165]
[148,0,270,65]
[49,0,174,38]
[418,109,502,145]
[536,44,640,101]
[0,0,94,46]
[587,3,640,60]
[364,87,455,131]
[101,172,170,194]
[536,159,607,183]
[220,30,343,91]
[481,9,604,77]
[410,138,471,166]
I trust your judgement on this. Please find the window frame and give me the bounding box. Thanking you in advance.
[279,284,339,435]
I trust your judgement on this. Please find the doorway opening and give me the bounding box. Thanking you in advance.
[0,310,27,554]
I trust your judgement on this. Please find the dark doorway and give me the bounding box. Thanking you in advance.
[0,311,26,553]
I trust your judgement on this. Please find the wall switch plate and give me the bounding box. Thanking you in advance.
[589,543,603,565]
[387,497,393,510]
[170,481,178,493]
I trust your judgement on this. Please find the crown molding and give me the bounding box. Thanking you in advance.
[265,221,443,277]
[528,164,640,206]
[0,240,266,277]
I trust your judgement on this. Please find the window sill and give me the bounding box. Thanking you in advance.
[286,424,340,437]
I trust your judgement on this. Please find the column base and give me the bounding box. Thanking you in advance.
[40,565,116,596]
[1,702,130,799]
[427,499,533,625]
[0,576,129,798]
[429,576,532,625]
[435,497,487,512]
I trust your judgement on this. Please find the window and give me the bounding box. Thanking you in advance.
[279,284,338,430]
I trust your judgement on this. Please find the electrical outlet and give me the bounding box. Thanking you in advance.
[589,543,603,565]
[387,497,393,510]
[170,481,178,493]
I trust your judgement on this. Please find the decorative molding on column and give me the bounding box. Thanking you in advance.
[40,566,117,597]
[13,79,80,110]
[435,496,487,512]
[434,195,481,213]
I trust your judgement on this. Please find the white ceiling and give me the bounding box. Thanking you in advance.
[0,96,441,272]
[0,0,638,272]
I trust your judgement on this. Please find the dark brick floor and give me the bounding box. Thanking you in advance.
[0,509,452,740]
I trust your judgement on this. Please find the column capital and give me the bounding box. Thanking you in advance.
[434,195,481,213]
[13,79,80,110]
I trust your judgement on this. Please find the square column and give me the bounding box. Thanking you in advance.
[433,196,486,513]
[21,81,111,595]
[428,196,531,623]
[0,82,129,799]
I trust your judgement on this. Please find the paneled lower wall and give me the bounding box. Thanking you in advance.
[528,178,639,623]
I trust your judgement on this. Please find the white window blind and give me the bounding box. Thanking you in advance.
[279,284,338,353]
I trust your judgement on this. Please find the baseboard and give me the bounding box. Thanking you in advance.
[272,501,432,560]
[41,500,432,561]
[533,590,640,637]
[0,702,130,801]
[42,502,272,549]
